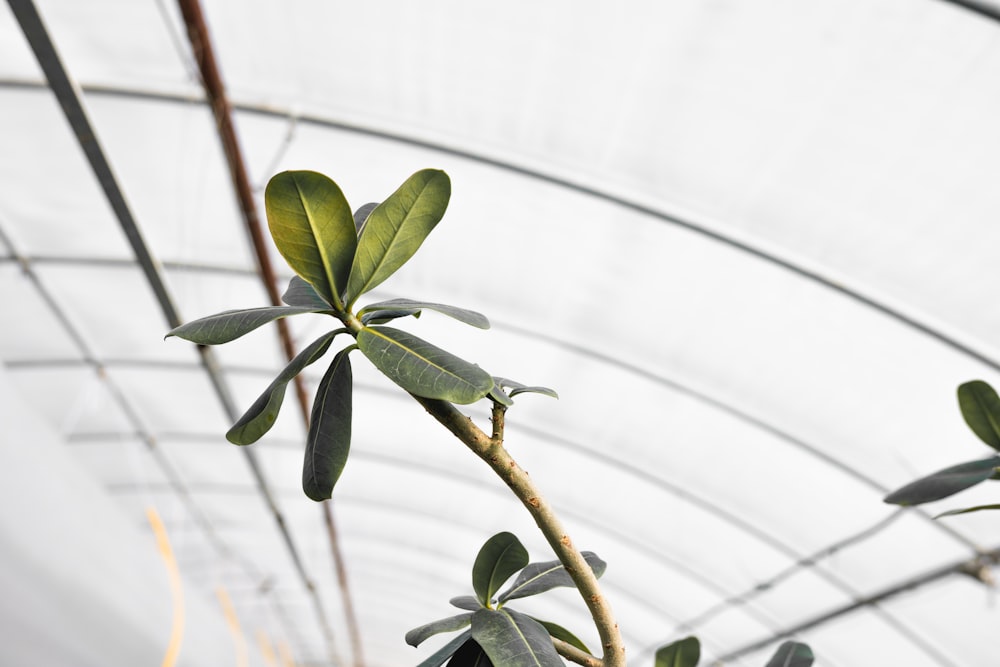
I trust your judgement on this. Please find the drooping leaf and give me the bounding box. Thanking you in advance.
[226,330,342,445]
[451,596,483,611]
[488,384,515,407]
[494,377,559,400]
[406,613,474,647]
[354,202,379,235]
[883,456,1000,506]
[529,618,590,654]
[935,504,1000,518]
[166,306,325,345]
[416,630,473,667]
[471,608,563,667]
[345,169,451,306]
[360,308,422,325]
[282,275,333,309]
[498,551,606,603]
[958,380,1000,451]
[472,532,529,606]
[446,638,494,667]
[764,641,813,667]
[654,636,700,667]
[302,347,354,501]
[265,170,357,310]
[359,298,489,329]
[357,326,493,404]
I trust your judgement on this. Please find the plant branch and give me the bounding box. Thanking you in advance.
[410,394,626,667]
[553,639,602,667]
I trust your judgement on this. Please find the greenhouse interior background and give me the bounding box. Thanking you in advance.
[2,1,999,665]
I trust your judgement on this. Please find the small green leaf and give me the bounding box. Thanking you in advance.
[494,377,559,400]
[446,638,494,667]
[529,618,590,654]
[958,380,1000,451]
[417,631,473,667]
[345,169,451,306]
[166,306,325,345]
[359,299,490,329]
[354,202,379,235]
[302,347,354,501]
[226,330,341,445]
[935,504,1000,518]
[357,326,493,404]
[451,596,483,611]
[265,171,357,310]
[360,307,421,325]
[488,384,515,407]
[654,636,700,667]
[282,275,333,308]
[472,532,529,606]
[406,613,474,647]
[471,608,563,667]
[498,551,606,603]
[883,456,1000,506]
[764,641,813,667]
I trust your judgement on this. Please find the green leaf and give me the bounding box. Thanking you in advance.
[406,613,474,647]
[265,171,357,310]
[498,551,606,603]
[166,306,324,345]
[360,308,421,326]
[417,630,473,667]
[345,169,451,306]
[446,639,494,667]
[764,641,813,667]
[935,504,1000,518]
[883,456,1000,506]
[302,347,354,501]
[282,275,333,308]
[359,299,490,329]
[357,326,493,404]
[488,384,515,407]
[494,377,559,400]
[529,618,590,654]
[958,380,1000,451]
[471,608,563,667]
[354,202,379,235]
[654,636,700,667]
[451,596,483,611]
[473,532,529,607]
[226,330,341,445]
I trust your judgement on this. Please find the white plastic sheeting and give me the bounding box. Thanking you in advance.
[1,1,999,666]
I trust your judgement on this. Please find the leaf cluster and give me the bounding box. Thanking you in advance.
[884,380,1000,516]
[167,170,554,501]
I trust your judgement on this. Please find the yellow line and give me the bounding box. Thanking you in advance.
[277,639,298,667]
[146,507,185,667]
[216,586,249,667]
[257,630,278,667]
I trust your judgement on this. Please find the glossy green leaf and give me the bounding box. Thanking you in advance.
[417,630,473,667]
[958,380,1000,451]
[654,636,700,667]
[226,330,341,445]
[529,618,589,654]
[446,639,493,667]
[883,456,1000,506]
[166,306,324,345]
[265,171,357,310]
[472,532,529,606]
[360,308,421,326]
[345,169,451,306]
[935,504,1000,518]
[357,326,493,404]
[498,551,606,603]
[354,202,379,235]
[302,347,354,501]
[359,299,489,329]
[406,613,474,647]
[764,641,813,667]
[451,596,483,611]
[282,275,332,309]
[471,608,563,667]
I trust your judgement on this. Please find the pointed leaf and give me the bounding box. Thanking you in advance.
[494,377,558,400]
[529,618,590,654]
[354,202,379,235]
[958,380,1000,451]
[166,306,324,345]
[282,275,333,308]
[345,169,451,306]
[359,298,489,329]
[654,636,700,667]
[360,308,422,325]
[489,384,515,407]
[447,639,494,667]
[357,326,493,404]
[473,532,529,606]
[302,347,354,501]
[764,641,813,667]
[883,456,1000,506]
[226,330,341,445]
[265,170,357,309]
[471,608,563,667]
[417,630,473,667]
[451,596,483,611]
[935,504,1000,518]
[406,614,474,647]
[498,551,606,603]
